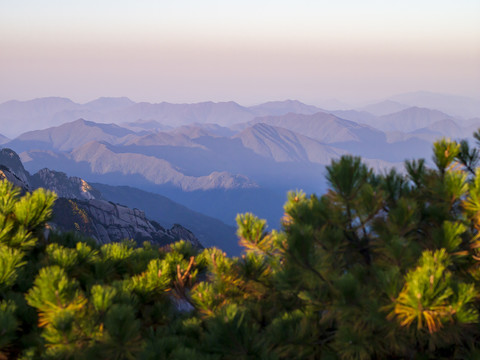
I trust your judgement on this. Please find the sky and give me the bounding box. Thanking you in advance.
[1,0,479,106]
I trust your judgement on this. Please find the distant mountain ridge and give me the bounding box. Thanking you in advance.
[69,140,257,191]
[376,107,456,132]
[357,100,410,116]
[247,111,385,144]
[0,97,336,137]
[2,93,467,237]
[9,119,136,152]
[5,119,258,192]
[249,99,324,116]
[388,91,480,119]
[3,114,406,226]
[234,123,345,163]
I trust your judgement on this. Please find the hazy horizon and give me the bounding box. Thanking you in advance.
[1,91,480,110]
[1,0,479,105]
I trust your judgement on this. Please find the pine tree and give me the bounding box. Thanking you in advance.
[188,136,480,359]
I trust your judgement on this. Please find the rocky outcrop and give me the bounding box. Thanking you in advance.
[0,166,30,191]
[0,148,31,188]
[168,224,201,247]
[0,148,202,249]
[53,198,203,247]
[31,168,102,200]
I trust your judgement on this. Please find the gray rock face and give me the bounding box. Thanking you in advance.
[31,168,102,200]
[54,198,202,247]
[0,148,31,187]
[0,166,30,191]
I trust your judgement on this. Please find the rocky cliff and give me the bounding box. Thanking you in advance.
[52,198,201,246]
[0,148,202,248]
[31,168,102,200]
[0,148,31,189]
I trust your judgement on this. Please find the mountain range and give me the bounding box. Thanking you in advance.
[2,92,480,255]
[0,97,330,138]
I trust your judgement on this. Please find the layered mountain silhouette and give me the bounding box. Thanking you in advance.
[245,111,386,144]
[8,119,135,152]
[0,97,370,137]
[234,123,345,163]
[357,100,410,116]
[375,107,456,132]
[249,99,324,116]
[2,93,477,234]
[0,97,80,135]
[389,91,480,119]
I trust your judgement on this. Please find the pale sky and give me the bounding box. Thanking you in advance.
[1,0,479,105]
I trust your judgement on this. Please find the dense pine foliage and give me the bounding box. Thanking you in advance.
[3,135,480,359]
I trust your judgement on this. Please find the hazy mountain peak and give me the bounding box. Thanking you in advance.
[249,99,323,117]
[8,119,135,152]
[377,106,455,132]
[410,118,464,138]
[385,106,453,118]
[235,122,344,163]
[0,97,82,137]
[253,99,304,106]
[109,100,254,126]
[82,97,135,113]
[1,96,77,106]
[389,91,480,119]
[358,100,410,116]
[248,111,385,144]
[84,96,133,105]
[387,106,451,116]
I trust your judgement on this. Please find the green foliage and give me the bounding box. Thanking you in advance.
[0,300,18,353]
[0,244,26,290]
[101,304,143,360]
[433,138,460,174]
[14,189,56,230]
[391,249,477,334]
[6,133,480,358]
